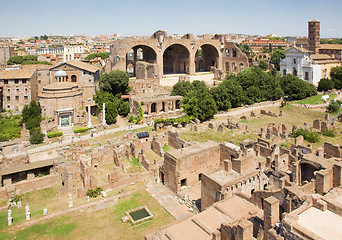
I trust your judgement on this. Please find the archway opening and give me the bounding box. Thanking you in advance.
[151,103,157,113]
[126,45,157,77]
[195,44,219,72]
[163,44,189,74]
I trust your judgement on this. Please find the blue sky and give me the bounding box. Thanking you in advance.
[1,0,342,38]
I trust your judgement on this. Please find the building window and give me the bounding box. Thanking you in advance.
[232,49,237,58]
[15,96,19,101]
[24,96,28,101]
[7,89,10,92]
[71,75,77,82]
[7,105,10,108]
[293,68,297,76]
[22,79,27,84]
[293,59,296,64]
[14,79,19,84]
[4,80,8,84]
[6,96,10,101]
[283,69,286,75]
[225,49,229,57]
[305,72,309,80]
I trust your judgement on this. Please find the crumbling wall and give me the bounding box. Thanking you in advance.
[11,174,59,194]
[167,130,191,149]
[324,142,341,158]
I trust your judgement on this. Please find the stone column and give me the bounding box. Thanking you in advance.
[25,204,30,220]
[87,98,92,128]
[189,50,196,75]
[102,102,106,126]
[8,209,12,226]
[156,51,163,77]
[68,194,73,208]
[217,50,223,72]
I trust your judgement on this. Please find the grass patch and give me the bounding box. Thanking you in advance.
[14,216,76,240]
[162,145,170,152]
[295,94,337,105]
[130,157,140,166]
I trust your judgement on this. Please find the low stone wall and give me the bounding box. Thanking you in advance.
[109,171,154,189]
[10,174,60,194]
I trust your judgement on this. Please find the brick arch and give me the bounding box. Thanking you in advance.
[125,44,158,77]
[162,44,190,74]
[195,44,220,72]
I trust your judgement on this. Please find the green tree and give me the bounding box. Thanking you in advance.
[171,81,193,96]
[100,70,130,97]
[270,48,285,71]
[280,74,317,100]
[327,100,340,113]
[22,101,44,144]
[93,90,129,118]
[211,84,232,111]
[258,60,268,70]
[7,55,38,65]
[29,128,44,144]
[119,101,130,117]
[105,102,118,124]
[269,43,273,53]
[85,52,110,60]
[22,101,42,130]
[93,91,116,107]
[317,78,334,92]
[136,103,144,124]
[183,92,217,121]
[330,66,342,89]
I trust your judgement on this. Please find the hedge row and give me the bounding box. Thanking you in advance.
[154,115,195,124]
[47,131,63,138]
[74,127,89,134]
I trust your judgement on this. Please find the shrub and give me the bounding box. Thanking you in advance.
[128,115,136,123]
[154,115,195,125]
[280,100,287,108]
[321,129,336,137]
[74,127,89,134]
[86,187,103,198]
[11,194,21,204]
[47,131,63,138]
[293,128,320,143]
[29,128,44,144]
[327,100,340,113]
[317,78,334,92]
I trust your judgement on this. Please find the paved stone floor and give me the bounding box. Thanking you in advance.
[146,181,194,220]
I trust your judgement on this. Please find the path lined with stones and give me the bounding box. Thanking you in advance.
[146,182,193,220]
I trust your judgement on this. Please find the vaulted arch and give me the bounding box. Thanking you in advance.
[163,44,190,74]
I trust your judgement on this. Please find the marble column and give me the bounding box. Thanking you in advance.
[87,98,92,128]
[102,102,106,126]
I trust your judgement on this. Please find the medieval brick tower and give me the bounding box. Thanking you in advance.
[308,20,320,54]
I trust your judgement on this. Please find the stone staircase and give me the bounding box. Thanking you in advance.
[61,126,74,139]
